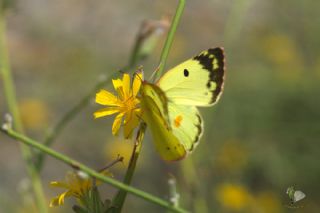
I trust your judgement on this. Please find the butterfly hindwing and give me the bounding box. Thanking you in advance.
[157,47,225,106]
[168,103,203,152]
[140,83,187,161]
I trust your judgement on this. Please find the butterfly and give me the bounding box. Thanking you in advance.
[140,47,225,161]
[285,186,306,208]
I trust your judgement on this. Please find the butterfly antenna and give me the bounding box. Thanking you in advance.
[149,63,162,82]
[134,67,144,82]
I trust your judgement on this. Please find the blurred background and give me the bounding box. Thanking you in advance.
[0,0,319,212]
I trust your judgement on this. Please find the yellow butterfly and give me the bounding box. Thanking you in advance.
[140,48,225,161]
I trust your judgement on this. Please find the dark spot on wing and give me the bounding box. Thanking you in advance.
[183,69,189,77]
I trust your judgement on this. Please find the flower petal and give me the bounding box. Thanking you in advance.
[123,112,140,139]
[132,71,143,96]
[122,73,131,98]
[123,110,132,125]
[50,191,72,207]
[50,181,69,189]
[112,78,122,90]
[94,107,120,119]
[96,90,120,106]
[49,196,61,207]
[58,191,72,206]
[113,78,125,100]
[112,113,124,135]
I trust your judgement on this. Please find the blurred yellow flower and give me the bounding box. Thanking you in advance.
[215,183,252,211]
[19,99,50,130]
[105,138,133,168]
[94,72,143,138]
[262,33,303,83]
[50,171,92,207]
[49,171,111,207]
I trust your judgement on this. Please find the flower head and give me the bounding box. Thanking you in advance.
[49,171,111,207]
[94,72,143,138]
[49,171,93,207]
[215,183,252,211]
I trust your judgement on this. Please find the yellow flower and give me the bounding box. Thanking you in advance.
[105,138,133,168]
[215,183,252,211]
[49,171,110,207]
[94,72,143,138]
[261,33,303,83]
[19,99,50,130]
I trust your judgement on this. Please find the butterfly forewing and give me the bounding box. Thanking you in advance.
[157,47,225,106]
[293,191,306,203]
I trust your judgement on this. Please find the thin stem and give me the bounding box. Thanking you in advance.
[98,155,124,173]
[154,0,186,81]
[1,128,189,213]
[181,158,208,213]
[0,12,48,212]
[111,123,146,212]
[223,0,254,47]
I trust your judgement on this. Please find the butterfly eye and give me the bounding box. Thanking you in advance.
[183,69,189,77]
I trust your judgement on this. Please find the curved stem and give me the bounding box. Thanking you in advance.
[111,122,146,212]
[154,0,186,81]
[1,128,188,213]
[0,12,47,212]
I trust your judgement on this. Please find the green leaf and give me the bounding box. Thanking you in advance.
[90,186,103,212]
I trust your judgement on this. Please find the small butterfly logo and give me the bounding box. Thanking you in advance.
[285,186,306,209]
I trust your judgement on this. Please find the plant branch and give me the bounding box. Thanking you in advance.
[110,122,146,212]
[0,128,188,213]
[0,11,47,212]
[154,0,186,81]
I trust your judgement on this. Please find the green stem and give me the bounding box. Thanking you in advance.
[0,128,188,213]
[223,0,254,47]
[155,0,186,81]
[111,123,146,212]
[0,12,48,212]
[181,159,208,213]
